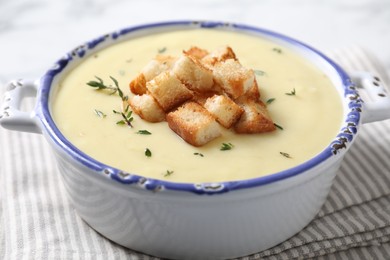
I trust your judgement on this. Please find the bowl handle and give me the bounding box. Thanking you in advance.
[351,71,390,124]
[0,80,41,134]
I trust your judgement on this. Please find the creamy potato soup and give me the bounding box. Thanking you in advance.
[52,29,343,183]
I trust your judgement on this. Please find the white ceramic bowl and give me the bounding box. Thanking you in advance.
[2,21,390,259]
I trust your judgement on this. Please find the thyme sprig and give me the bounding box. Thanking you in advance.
[110,76,127,101]
[285,88,296,96]
[87,76,117,95]
[280,152,292,158]
[220,143,234,151]
[254,70,266,76]
[94,109,107,118]
[274,123,284,130]
[137,130,152,135]
[113,109,134,127]
[158,47,167,54]
[266,98,275,105]
[272,47,282,54]
[164,170,174,177]
[87,76,128,101]
[87,76,133,127]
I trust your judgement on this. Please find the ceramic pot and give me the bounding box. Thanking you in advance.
[1,21,390,259]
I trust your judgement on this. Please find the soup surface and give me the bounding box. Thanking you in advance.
[52,28,343,183]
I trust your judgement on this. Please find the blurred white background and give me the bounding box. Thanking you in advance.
[0,0,389,83]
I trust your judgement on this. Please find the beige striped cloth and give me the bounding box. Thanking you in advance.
[1,47,390,259]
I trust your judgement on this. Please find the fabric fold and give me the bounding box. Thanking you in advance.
[257,197,390,259]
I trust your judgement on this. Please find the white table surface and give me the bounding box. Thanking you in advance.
[0,0,389,84]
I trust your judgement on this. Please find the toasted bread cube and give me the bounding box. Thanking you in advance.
[203,95,244,128]
[243,78,261,100]
[129,73,147,95]
[202,45,237,67]
[234,98,275,134]
[172,54,214,92]
[128,94,165,123]
[192,91,218,106]
[184,46,209,60]
[213,59,255,99]
[166,102,221,146]
[142,55,177,81]
[146,71,193,112]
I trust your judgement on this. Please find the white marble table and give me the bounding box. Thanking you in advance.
[0,0,389,84]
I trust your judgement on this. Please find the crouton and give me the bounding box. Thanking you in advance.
[128,94,165,123]
[172,54,214,92]
[213,59,255,99]
[146,71,193,112]
[129,73,147,95]
[192,91,219,106]
[141,55,177,81]
[127,45,276,146]
[184,46,209,60]
[202,45,237,67]
[234,98,275,134]
[243,78,261,100]
[166,102,221,146]
[203,95,244,128]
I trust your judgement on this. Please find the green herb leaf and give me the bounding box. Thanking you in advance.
[254,70,266,76]
[87,76,128,101]
[280,152,292,158]
[109,75,128,101]
[194,152,204,157]
[274,123,284,130]
[121,111,133,127]
[272,47,282,54]
[94,109,106,118]
[114,110,134,127]
[285,88,296,96]
[158,47,167,54]
[124,104,130,113]
[164,170,174,177]
[86,76,104,88]
[88,76,132,127]
[110,75,119,88]
[137,130,152,135]
[145,148,152,157]
[220,143,234,151]
[266,98,275,104]
[86,76,117,94]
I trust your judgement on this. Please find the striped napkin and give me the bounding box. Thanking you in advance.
[1,47,390,259]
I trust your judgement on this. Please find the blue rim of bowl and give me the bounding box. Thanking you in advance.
[38,20,362,194]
